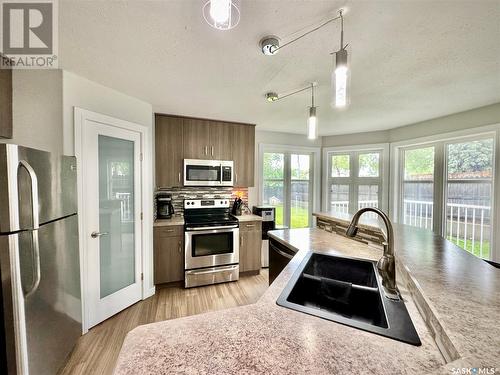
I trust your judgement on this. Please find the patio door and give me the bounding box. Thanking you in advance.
[262,152,314,228]
[81,118,143,328]
[398,135,495,260]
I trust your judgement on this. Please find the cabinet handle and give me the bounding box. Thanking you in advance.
[178,172,181,182]
[165,229,174,233]
[235,173,238,183]
[211,146,214,156]
[204,146,208,155]
[178,241,182,253]
[240,236,243,247]
[246,224,255,228]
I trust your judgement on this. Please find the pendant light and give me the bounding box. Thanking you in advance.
[203,0,240,30]
[332,9,349,108]
[308,83,318,140]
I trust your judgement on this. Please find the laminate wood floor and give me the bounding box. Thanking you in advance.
[60,270,269,375]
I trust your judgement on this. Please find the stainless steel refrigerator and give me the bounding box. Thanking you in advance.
[0,144,81,375]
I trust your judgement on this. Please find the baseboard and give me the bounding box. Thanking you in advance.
[239,270,260,277]
[143,286,156,299]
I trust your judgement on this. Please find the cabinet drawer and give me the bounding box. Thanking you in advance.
[155,225,184,237]
[239,221,262,232]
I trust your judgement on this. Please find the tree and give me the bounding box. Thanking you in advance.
[447,140,493,176]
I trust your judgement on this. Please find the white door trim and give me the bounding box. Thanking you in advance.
[74,107,154,333]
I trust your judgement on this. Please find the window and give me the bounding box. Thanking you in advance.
[262,152,285,226]
[402,146,435,229]
[325,146,387,216]
[397,135,495,260]
[445,139,494,259]
[262,151,315,228]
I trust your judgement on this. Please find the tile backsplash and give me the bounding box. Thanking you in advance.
[154,187,249,218]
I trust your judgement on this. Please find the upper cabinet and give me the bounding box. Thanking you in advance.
[155,115,184,188]
[0,67,13,139]
[210,122,233,160]
[232,124,255,187]
[183,118,211,159]
[155,114,255,188]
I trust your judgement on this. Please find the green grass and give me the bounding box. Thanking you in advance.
[274,205,309,228]
[446,236,490,259]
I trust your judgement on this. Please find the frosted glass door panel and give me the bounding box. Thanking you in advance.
[98,135,136,298]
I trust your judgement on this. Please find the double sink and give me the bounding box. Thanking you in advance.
[277,252,421,346]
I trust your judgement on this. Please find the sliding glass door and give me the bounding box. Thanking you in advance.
[262,151,313,228]
[399,135,495,260]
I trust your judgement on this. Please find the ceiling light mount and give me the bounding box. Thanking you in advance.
[265,92,279,102]
[260,36,280,55]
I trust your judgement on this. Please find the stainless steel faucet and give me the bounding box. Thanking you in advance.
[346,207,400,300]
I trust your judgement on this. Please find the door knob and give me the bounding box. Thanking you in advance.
[91,231,109,238]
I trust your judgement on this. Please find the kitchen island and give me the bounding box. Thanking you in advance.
[114,214,500,374]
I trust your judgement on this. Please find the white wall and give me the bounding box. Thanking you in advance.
[1,70,63,153]
[322,102,500,148]
[62,70,153,155]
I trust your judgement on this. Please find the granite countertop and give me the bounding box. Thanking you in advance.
[153,216,185,227]
[113,209,500,374]
[235,214,263,222]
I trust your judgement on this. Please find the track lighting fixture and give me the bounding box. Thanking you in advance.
[260,9,350,108]
[265,83,318,140]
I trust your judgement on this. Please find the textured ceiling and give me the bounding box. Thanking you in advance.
[59,0,500,136]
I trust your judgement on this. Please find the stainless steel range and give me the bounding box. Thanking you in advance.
[184,199,239,288]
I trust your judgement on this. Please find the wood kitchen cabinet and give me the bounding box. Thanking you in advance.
[0,66,12,139]
[239,221,262,274]
[155,115,184,187]
[210,122,233,160]
[155,113,255,188]
[231,124,255,187]
[154,226,184,284]
[183,118,211,159]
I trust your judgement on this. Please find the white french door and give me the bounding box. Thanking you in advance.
[397,135,496,260]
[82,119,143,328]
[261,151,314,228]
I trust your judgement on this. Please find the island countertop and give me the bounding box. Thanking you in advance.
[114,221,499,374]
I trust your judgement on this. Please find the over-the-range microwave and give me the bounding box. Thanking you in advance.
[184,159,234,186]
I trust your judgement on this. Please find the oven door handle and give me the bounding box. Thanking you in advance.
[186,265,239,275]
[186,225,239,231]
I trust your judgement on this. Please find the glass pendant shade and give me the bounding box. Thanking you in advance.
[332,49,349,108]
[203,0,240,30]
[308,107,318,140]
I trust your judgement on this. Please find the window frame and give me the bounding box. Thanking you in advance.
[322,143,390,214]
[259,144,321,228]
[391,126,499,262]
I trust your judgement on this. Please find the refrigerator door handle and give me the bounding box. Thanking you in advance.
[18,160,40,230]
[18,160,42,298]
[24,229,41,298]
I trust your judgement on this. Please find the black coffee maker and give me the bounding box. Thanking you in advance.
[156,193,174,219]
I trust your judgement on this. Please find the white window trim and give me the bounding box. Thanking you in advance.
[389,123,500,263]
[258,143,321,227]
[322,143,390,213]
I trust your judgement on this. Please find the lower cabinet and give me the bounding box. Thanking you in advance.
[154,226,184,284]
[239,221,262,274]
